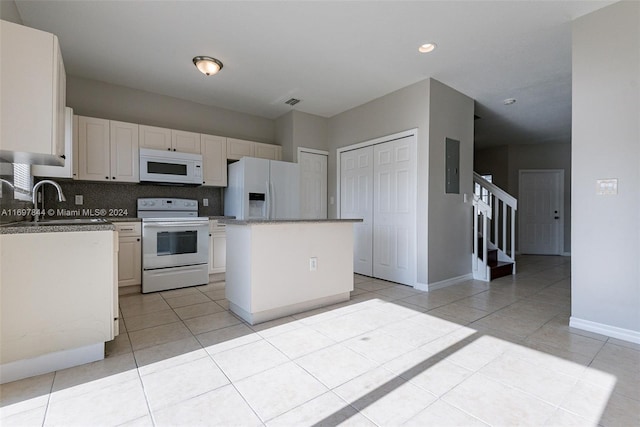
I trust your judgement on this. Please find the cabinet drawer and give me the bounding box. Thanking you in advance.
[209,220,226,232]
[114,221,141,237]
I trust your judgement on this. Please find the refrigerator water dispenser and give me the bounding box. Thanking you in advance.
[249,192,266,218]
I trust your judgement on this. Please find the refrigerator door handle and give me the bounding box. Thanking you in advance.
[271,181,276,219]
[265,180,271,220]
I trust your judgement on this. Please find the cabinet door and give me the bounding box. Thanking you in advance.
[227,138,255,160]
[255,142,281,160]
[210,231,226,273]
[118,236,141,287]
[33,107,74,178]
[201,134,227,186]
[139,125,172,151]
[78,116,110,181]
[53,41,66,158]
[172,130,201,154]
[110,121,139,182]
[0,21,64,164]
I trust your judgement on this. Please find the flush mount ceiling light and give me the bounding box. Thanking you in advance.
[503,98,517,105]
[192,56,223,76]
[418,43,437,53]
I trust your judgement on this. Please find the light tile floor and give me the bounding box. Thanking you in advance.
[1,256,639,426]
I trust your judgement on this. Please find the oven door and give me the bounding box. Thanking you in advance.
[142,218,209,270]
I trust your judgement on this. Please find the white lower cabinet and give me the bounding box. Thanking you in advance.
[0,230,116,383]
[209,220,226,274]
[115,222,141,287]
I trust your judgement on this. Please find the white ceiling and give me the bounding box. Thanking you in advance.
[13,0,614,148]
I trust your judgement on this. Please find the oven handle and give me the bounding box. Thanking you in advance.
[143,221,208,228]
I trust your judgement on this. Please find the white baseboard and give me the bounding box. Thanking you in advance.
[0,343,104,384]
[414,282,429,292]
[416,274,473,292]
[570,317,640,344]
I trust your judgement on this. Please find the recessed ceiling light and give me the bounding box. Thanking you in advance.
[503,98,517,105]
[418,43,437,53]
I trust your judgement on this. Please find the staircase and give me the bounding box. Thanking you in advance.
[472,173,517,281]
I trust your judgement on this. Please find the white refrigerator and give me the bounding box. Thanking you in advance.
[224,157,300,220]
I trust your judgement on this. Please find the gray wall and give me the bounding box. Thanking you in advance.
[572,1,639,334]
[475,143,572,253]
[67,76,276,143]
[0,0,22,24]
[276,111,328,162]
[327,79,431,284]
[427,80,475,283]
[326,78,474,286]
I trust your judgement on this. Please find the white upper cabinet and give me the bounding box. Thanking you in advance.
[171,130,201,154]
[139,125,172,151]
[0,20,66,165]
[77,116,139,182]
[78,117,110,181]
[139,126,201,154]
[227,138,281,161]
[32,107,75,178]
[201,134,227,187]
[255,142,282,161]
[227,138,255,160]
[109,121,139,182]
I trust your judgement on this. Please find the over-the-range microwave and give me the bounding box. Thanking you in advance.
[139,148,203,185]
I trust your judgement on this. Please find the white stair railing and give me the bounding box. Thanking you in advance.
[472,172,518,281]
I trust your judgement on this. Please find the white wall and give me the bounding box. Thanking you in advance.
[427,80,475,283]
[571,1,640,339]
[67,76,276,143]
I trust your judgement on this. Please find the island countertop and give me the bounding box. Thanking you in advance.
[219,218,363,225]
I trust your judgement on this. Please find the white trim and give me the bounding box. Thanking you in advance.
[415,282,429,292]
[518,169,565,255]
[0,343,104,384]
[425,274,473,292]
[297,146,329,163]
[570,317,640,344]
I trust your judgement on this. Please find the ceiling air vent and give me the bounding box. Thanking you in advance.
[285,98,301,106]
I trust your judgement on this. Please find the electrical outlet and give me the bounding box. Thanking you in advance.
[75,195,83,205]
[309,257,318,271]
[203,198,209,207]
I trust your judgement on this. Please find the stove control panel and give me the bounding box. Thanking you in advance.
[137,198,199,212]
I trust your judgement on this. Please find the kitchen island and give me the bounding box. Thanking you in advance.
[0,222,117,384]
[219,219,361,325]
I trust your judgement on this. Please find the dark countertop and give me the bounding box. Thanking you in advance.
[219,218,363,225]
[0,221,116,234]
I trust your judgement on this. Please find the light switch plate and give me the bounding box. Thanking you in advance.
[203,198,209,207]
[596,179,618,195]
[75,195,83,205]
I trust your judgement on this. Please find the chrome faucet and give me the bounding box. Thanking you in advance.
[32,180,66,222]
[0,178,15,189]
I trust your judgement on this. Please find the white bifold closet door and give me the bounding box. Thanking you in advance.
[340,146,374,276]
[340,135,416,286]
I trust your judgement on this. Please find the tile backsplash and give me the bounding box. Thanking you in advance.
[39,180,224,220]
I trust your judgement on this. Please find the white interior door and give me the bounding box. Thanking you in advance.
[340,146,374,276]
[299,150,328,219]
[372,138,416,285]
[519,170,563,255]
